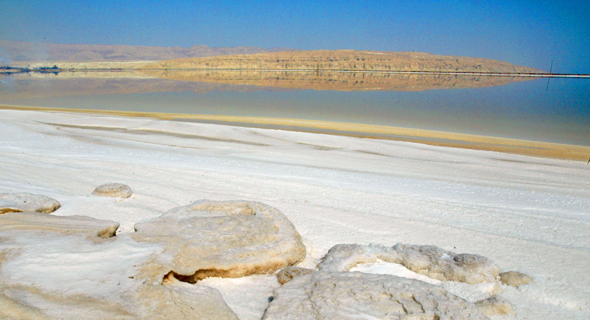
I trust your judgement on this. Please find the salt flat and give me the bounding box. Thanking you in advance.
[0,109,589,319]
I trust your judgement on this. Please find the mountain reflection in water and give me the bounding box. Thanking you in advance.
[1,70,533,98]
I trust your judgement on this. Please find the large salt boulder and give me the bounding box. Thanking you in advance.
[263,271,490,320]
[92,183,133,198]
[0,193,61,214]
[133,200,306,282]
[0,211,119,238]
[318,243,500,284]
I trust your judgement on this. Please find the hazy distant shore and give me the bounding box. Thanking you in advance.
[2,104,588,161]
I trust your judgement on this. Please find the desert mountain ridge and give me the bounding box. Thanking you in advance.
[0,40,291,63]
[147,50,544,73]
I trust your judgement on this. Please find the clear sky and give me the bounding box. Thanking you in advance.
[1,0,589,73]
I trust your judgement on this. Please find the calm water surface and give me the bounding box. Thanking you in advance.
[1,72,588,146]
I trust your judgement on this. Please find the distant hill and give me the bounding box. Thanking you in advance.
[147,50,543,73]
[1,42,543,74]
[0,41,290,64]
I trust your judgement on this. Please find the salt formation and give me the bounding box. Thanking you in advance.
[499,271,533,288]
[91,183,133,198]
[0,211,119,238]
[0,212,238,319]
[0,276,239,320]
[133,200,306,283]
[0,193,61,214]
[318,243,500,284]
[263,271,490,320]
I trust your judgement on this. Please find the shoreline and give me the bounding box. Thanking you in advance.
[2,103,589,161]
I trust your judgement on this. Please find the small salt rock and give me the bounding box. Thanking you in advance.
[500,271,533,288]
[475,296,516,316]
[92,183,133,198]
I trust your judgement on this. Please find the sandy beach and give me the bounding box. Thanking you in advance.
[1,108,589,319]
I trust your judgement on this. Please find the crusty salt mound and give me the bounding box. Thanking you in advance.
[0,211,119,238]
[91,183,133,198]
[133,200,306,283]
[0,193,61,214]
[263,271,490,320]
[318,243,500,284]
[500,271,533,288]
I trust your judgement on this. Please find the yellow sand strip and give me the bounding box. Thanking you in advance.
[1,104,588,161]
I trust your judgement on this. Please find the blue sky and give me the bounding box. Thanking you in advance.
[1,0,589,73]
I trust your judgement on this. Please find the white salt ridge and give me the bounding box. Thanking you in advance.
[0,109,589,319]
[350,260,442,285]
[350,260,504,303]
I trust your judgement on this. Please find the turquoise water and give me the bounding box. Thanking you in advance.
[1,73,588,146]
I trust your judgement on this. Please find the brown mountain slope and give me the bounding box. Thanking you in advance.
[0,40,289,63]
[146,50,543,73]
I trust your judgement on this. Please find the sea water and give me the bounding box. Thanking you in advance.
[1,71,588,146]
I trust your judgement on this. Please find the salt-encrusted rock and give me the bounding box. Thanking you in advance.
[475,296,516,316]
[0,193,61,214]
[318,243,500,284]
[276,266,315,285]
[0,211,119,238]
[133,200,306,282]
[92,183,133,198]
[263,271,490,320]
[500,271,533,288]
